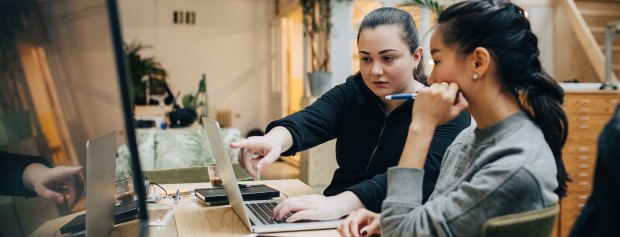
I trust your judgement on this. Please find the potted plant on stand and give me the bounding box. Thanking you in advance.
[301,0,350,96]
[124,41,169,106]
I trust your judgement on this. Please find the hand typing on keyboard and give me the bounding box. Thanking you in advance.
[271,192,363,223]
[246,202,295,225]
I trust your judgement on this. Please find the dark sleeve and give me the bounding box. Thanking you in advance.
[266,82,347,156]
[345,112,471,212]
[570,105,620,237]
[0,151,53,198]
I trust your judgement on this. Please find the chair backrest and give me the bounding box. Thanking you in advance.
[481,204,559,237]
[142,162,255,184]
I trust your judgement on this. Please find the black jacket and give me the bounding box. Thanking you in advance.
[266,75,471,212]
[570,104,620,237]
[0,150,52,198]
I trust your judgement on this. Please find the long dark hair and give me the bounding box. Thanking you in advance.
[437,0,570,198]
[357,7,427,83]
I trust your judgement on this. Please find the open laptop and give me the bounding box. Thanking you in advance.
[65,131,116,237]
[202,117,343,233]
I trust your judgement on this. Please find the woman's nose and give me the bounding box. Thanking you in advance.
[371,62,383,76]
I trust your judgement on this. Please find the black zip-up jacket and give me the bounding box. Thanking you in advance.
[0,150,52,198]
[266,75,471,212]
[570,104,620,237]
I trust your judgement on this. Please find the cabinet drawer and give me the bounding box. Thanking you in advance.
[566,174,593,192]
[564,97,618,115]
[562,145,596,155]
[562,145,597,154]
[561,193,589,214]
[565,95,619,106]
[562,154,596,166]
[567,114,613,126]
[565,162,595,175]
[567,123,606,135]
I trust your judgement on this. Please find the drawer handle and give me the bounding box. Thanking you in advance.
[578,108,590,112]
[579,99,590,103]
[577,164,589,168]
[578,156,589,160]
[578,181,589,186]
[577,147,589,152]
[578,195,588,199]
[577,117,589,121]
[578,204,585,208]
[578,125,589,129]
[578,173,589,177]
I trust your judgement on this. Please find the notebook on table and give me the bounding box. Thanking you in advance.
[195,184,280,204]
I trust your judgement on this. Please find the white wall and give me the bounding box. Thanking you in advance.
[330,1,353,86]
[118,0,275,135]
[526,6,555,78]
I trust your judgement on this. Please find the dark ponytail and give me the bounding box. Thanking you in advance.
[438,0,570,198]
[357,7,427,84]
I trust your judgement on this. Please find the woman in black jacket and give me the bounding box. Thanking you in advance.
[231,8,471,222]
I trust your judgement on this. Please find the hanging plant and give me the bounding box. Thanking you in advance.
[400,0,447,16]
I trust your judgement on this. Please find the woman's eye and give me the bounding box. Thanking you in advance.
[434,61,440,65]
[361,57,370,62]
[383,57,394,62]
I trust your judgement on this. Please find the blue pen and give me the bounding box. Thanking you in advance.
[385,93,417,100]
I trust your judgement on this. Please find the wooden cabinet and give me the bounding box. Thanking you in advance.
[558,91,619,237]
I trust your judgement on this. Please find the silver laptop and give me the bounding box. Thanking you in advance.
[202,118,343,233]
[70,131,116,237]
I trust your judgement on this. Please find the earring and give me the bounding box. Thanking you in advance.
[473,73,479,80]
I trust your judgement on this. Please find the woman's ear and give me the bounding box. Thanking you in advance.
[413,46,423,67]
[472,47,491,78]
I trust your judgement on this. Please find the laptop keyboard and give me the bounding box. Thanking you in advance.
[245,202,294,225]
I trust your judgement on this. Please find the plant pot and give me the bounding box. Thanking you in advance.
[308,71,332,96]
[0,111,32,146]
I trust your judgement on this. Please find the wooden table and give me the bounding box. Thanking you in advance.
[31,179,340,237]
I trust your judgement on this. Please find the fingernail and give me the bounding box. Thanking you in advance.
[362,231,367,236]
[257,164,263,170]
[57,196,63,203]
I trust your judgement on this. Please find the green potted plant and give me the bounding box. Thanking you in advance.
[124,41,169,105]
[301,0,351,96]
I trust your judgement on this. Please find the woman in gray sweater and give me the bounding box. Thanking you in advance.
[338,0,570,236]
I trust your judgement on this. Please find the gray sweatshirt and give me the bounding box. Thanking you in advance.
[381,112,559,237]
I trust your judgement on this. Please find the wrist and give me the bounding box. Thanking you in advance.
[266,126,293,152]
[22,163,49,191]
[409,122,436,135]
[334,191,365,216]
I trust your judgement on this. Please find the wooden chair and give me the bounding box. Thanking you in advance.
[481,204,559,237]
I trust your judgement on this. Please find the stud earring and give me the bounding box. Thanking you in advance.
[473,73,479,80]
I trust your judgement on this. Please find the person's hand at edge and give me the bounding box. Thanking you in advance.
[230,126,293,178]
[22,164,85,209]
[337,208,381,237]
[271,191,365,222]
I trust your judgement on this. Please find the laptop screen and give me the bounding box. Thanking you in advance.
[0,0,148,236]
